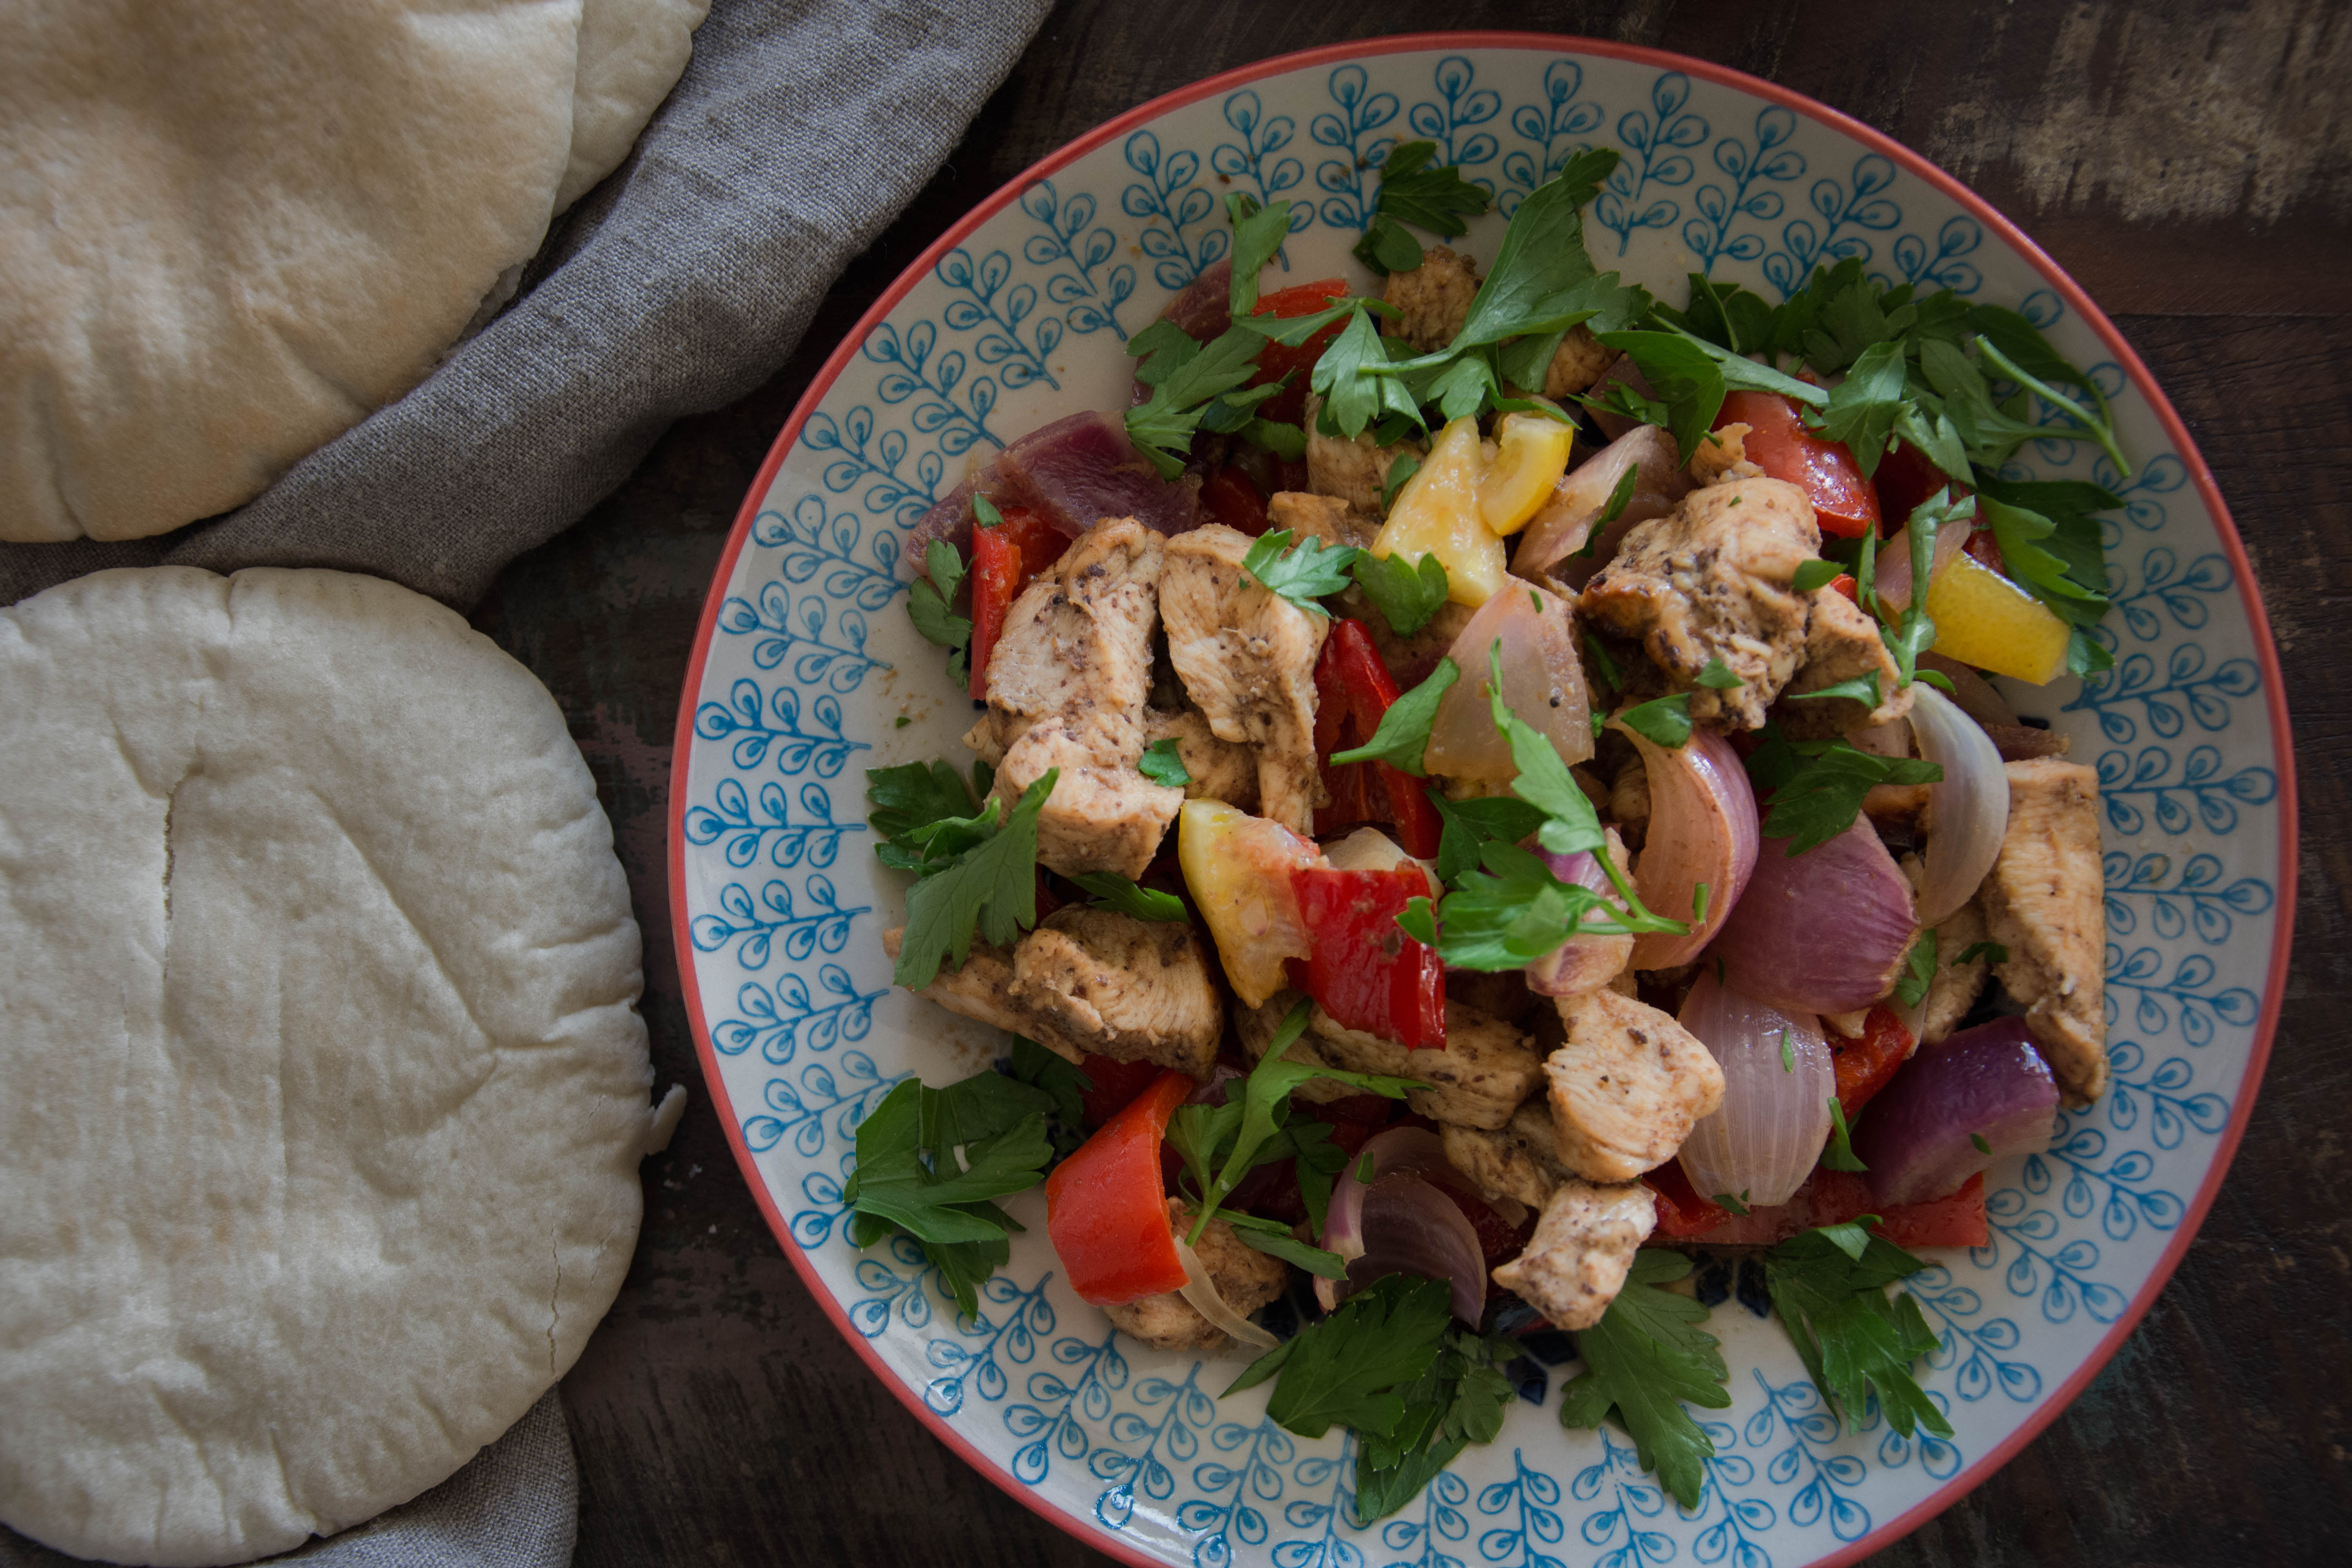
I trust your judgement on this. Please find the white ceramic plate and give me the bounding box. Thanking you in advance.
[670,34,2295,1566]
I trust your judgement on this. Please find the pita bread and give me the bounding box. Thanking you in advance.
[561,0,711,212]
[0,568,667,1566]
[0,0,694,546]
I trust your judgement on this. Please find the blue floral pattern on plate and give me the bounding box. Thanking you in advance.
[677,45,2284,1568]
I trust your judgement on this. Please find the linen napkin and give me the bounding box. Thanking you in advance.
[0,0,1049,1561]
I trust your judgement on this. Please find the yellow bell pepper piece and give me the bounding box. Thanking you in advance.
[1922,552,2072,685]
[1477,412,1574,536]
[1373,416,1506,606]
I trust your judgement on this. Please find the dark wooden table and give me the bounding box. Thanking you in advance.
[470,4,2352,1562]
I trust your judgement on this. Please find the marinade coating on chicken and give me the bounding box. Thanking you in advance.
[882,907,1220,1078]
[1441,1100,1577,1209]
[1267,489,1380,553]
[1489,1178,1657,1331]
[1305,1001,1544,1129]
[1686,423,1762,487]
[1381,244,1479,353]
[1105,1200,1290,1351]
[1304,394,1421,514]
[1545,987,1726,1183]
[1542,324,1613,399]
[1144,707,1259,810]
[1981,759,2109,1104]
[975,517,1185,877]
[1784,582,1915,730]
[1579,476,1821,730]
[1160,523,1330,837]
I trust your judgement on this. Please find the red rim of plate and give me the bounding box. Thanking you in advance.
[667,31,2298,1567]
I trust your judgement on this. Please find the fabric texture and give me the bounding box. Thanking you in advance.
[0,0,1050,1561]
[0,0,1051,609]
[0,1393,578,1568]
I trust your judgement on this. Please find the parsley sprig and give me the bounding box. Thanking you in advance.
[1763,1221,1953,1441]
[867,764,1058,989]
[1742,723,1943,856]
[905,539,973,687]
[1350,140,1493,276]
[1354,548,1451,635]
[1226,1274,1522,1524]
[1242,527,1361,615]
[842,1069,1057,1315]
[1557,1250,1731,1508]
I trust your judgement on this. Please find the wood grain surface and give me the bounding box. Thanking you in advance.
[468,3,2352,1562]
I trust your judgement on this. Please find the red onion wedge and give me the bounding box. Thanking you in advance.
[1512,426,1690,587]
[1623,726,1759,970]
[1853,1017,2058,1206]
[1874,514,1973,613]
[1317,1129,1486,1324]
[1675,971,1833,1208]
[1423,582,1592,782]
[1525,833,1635,997]
[1907,684,2013,926]
[1174,1232,1281,1352]
[1711,819,1920,1014]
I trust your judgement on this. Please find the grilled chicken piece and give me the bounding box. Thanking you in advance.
[976,517,1183,877]
[1543,325,1613,399]
[1304,394,1421,514]
[1306,1001,1544,1129]
[1107,1200,1290,1351]
[1441,1101,1577,1209]
[1982,759,2108,1103]
[1687,423,1763,487]
[1382,244,1480,352]
[1898,853,1990,1049]
[1144,707,1259,810]
[1785,584,1913,729]
[884,907,1221,1078]
[1234,991,1357,1106]
[1545,988,1726,1183]
[1579,477,1820,730]
[1490,1179,1657,1330]
[1160,523,1330,836]
[1267,489,1380,552]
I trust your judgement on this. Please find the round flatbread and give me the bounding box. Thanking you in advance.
[560,0,711,213]
[0,568,664,1566]
[0,2,585,544]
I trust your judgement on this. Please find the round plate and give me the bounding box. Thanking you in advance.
[669,34,2294,1567]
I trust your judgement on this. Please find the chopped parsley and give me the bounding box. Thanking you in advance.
[1821,1094,1868,1172]
[1330,657,1458,775]
[1792,558,1846,593]
[905,538,973,686]
[1895,927,1938,1007]
[1763,1222,1952,1441]
[1615,692,1693,748]
[1743,723,1944,855]
[881,768,1057,991]
[1956,940,2009,967]
[1136,737,1191,788]
[1242,527,1360,616]
[1557,1250,1731,1508]
[1354,548,1450,635]
[1067,871,1188,923]
[1348,140,1492,277]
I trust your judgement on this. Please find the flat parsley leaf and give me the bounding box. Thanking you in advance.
[1426,790,1551,887]
[1226,1274,1455,1441]
[1226,195,1297,318]
[1791,558,1847,593]
[1695,654,1744,690]
[1312,307,1427,439]
[1126,325,1281,479]
[842,1074,1056,1315]
[1956,940,2009,966]
[1137,736,1192,788]
[1354,548,1450,636]
[1331,657,1458,775]
[1764,1225,1953,1441]
[1557,1250,1730,1508]
[1745,726,1942,856]
[1615,693,1693,749]
[1369,141,1491,238]
[1243,527,1361,616]
[1353,1326,1521,1524]
[1067,870,1188,923]
[1379,450,1423,511]
[1821,1094,1868,1172]
[1788,670,1883,709]
[906,537,973,666]
[867,761,978,851]
[892,770,1056,990]
[1008,1035,1091,1156]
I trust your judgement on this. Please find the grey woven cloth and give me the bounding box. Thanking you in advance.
[0,0,1051,609]
[0,0,1046,1561]
[0,1393,577,1568]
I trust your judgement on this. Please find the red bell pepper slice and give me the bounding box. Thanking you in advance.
[1044,1068,1194,1306]
[1715,390,1882,539]
[1248,278,1348,427]
[1829,572,1859,604]
[1313,619,1444,857]
[1646,1158,1731,1239]
[965,504,1069,699]
[1288,865,1445,1050]
[1648,1167,1988,1250]
[1872,1172,1989,1250]
[1199,465,1271,536]
[1828,1004,1914,1116]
